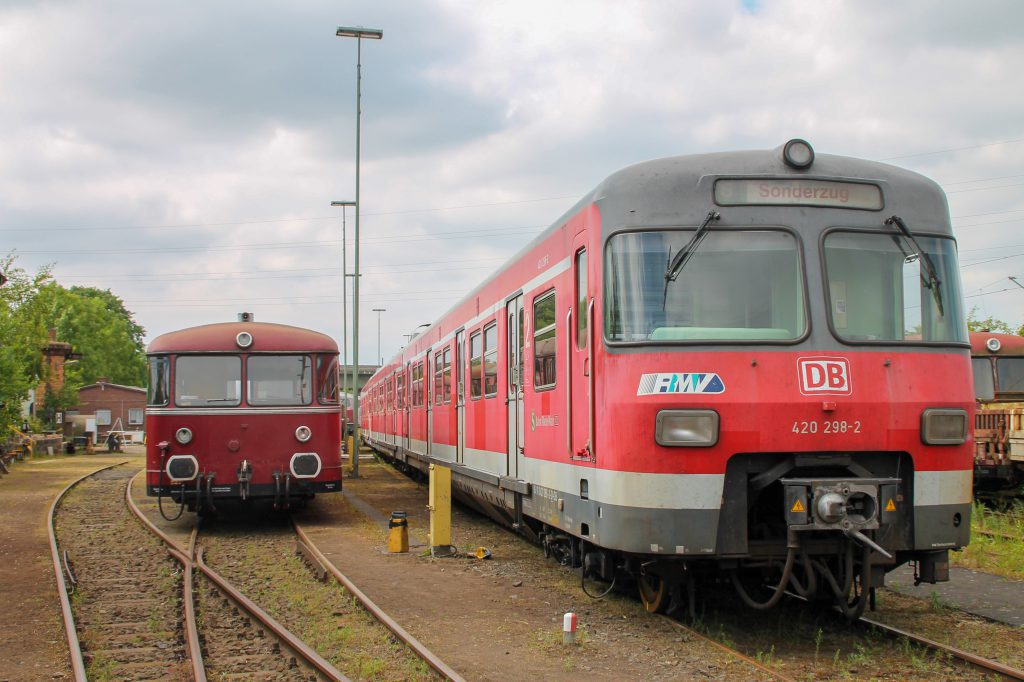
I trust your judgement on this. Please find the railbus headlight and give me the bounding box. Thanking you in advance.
[295,425,313,443]
[921,408,968,445]
[175,427,193,445]
[655,409,720,447]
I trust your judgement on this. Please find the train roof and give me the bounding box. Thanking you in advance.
[147,321,338,354]
[970,330,1024,356]
[402,141,951,360]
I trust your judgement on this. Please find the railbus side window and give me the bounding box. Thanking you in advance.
[470,331,483,399]
[576,249,587,350]
[483,323,498,398]
[148,356,170,406]
[316,354,340,405]
[533,290,557,390]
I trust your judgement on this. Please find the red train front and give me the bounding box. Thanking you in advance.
[361,140,974,618]
[145,317,342,515]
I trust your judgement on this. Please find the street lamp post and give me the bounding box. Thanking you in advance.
[336,24,382,479]
[330,200,356,394]
[373,308,386,365]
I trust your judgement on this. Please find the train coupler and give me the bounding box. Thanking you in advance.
[237,460,252,501]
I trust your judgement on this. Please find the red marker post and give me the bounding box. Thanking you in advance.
[562,612,577,645]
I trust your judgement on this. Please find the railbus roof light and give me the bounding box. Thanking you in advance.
[783,138,815,169]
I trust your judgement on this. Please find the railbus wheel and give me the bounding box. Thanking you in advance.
[637,571,668,613]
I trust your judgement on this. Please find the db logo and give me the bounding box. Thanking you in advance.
[798,357,852,396]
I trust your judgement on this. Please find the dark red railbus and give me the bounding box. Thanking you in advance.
[145,317,342,516]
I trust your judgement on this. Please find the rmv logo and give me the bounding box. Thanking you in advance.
[798,357,852,396]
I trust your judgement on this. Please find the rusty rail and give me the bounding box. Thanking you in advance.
[48,461,128,682]
[293,519,467,682]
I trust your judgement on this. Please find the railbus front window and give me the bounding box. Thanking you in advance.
[823,231,966,344]
[605,229,806,343]
[175,356,241,407]
[148,356,170,406]
[247,355,312,406]
[972,358,995,401]
[996,357,1024,396]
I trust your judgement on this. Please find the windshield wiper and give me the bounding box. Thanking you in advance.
[884,215,944,316]
[663,210,720,307]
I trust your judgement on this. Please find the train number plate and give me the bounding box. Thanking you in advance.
[791,420,862,435]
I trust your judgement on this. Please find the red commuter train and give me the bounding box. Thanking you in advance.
[145,316,342,516]
[361,140,973,617]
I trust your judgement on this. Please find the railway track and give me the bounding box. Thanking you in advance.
[51,464,354,680]
[859,614,1024,681]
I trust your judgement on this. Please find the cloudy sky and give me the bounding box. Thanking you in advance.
[3,0,1022,363]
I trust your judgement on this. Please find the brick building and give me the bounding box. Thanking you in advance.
[73,378,146,441]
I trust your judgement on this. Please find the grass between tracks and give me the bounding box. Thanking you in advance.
[951,500,1024,580]
[203,526,438,682]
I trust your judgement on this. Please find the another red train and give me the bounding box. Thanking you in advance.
[361,140,973,618]
[145,316,342,516]
[971,330,1024,491]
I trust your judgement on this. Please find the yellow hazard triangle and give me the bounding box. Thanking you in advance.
[885,498,897,512]
[791,498,805,513]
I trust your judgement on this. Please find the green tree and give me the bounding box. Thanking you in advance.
[0,255,53,434]
[966,307,1023,335]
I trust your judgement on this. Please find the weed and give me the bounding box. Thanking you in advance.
[755,644,776,665]
[814,627,824,662]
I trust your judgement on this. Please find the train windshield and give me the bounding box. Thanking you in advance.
[605,229,805,342]
[175,355,242,407]
[247,355,313,406]
[997,357,1024,396]
[823,232,966,343]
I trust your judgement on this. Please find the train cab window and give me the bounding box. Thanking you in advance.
[247,355,313,406]
[483,323,498,398]
[824,231,966,344]
[442,347,452,404]
[576,249,588,350]
[973,358,995,401]
[533,290,557,390]
[316,355,340,405]
[470,331,483,399]
[147,356,170,406]
[175,355,241,407]
[605,229,805,342]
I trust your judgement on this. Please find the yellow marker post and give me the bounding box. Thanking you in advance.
[428,463,454,557]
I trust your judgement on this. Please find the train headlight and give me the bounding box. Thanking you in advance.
[175,427,193,445]
[655,410,719,447]
[295,425,313,443]
[921,408,968,445]
[783,138,815,169]
[985,337,1001,353]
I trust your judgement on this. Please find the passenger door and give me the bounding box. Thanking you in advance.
[506,295,525,478]
[456,330,466,465]
[570,241,594,462]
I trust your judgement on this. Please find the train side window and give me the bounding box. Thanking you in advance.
[147,356,170,406]
[470,331,483,399]
[397,371,405,409]
[412,361,424,407]
[442,347,452,404]
[576,249,587,350]
[434,350,444,406]
[534,290,557,390]
[483,323,498,398]
[386,378,393,412]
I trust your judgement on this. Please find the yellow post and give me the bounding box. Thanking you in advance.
[387,511,409,553]
[428,463,453,557]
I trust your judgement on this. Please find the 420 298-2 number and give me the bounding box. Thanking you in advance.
[791,420,862,435]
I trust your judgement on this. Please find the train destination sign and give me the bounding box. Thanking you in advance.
[714,178,883,209]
